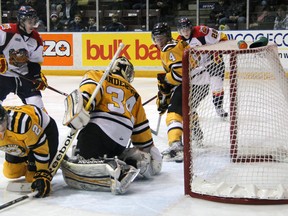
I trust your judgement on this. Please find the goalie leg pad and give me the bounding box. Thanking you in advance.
[61,157,139,194]
[61,159,112,191]
[63,89,90,130]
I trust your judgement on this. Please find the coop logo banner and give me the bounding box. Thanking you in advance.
[82,33,161,66]
[42,34,73,66]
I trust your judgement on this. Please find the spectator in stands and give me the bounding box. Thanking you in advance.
[105,14,126,32]
[274,4,288,30]
[150,0,176,24]
[208,0,229,29]
[50,12,64,32]
[219,0,246,29]
[86,17,97,32]
[250,5,276,30]
[68,14,86,32]
[59,0,79,26]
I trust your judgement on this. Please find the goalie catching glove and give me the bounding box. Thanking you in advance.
[120,145,162,179]
[157,73,174,95]
[156,91,171,115]
[33,72,48,91]
[63,89,90,130]
[31,170,52,198]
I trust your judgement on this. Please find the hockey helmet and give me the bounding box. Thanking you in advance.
[0,105,8,133]
[151,22,172,49]
[177,17,193,30]
[17,6,39,33]
[177,17,193,39]
[111,56,135,83]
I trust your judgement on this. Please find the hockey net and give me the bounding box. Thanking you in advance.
[182,40,288,204]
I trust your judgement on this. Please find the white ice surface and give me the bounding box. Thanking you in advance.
[0,77,287,215]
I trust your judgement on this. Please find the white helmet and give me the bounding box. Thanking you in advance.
[111,56,135,83]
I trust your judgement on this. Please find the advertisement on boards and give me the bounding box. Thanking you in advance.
[42,34,73,66]
[41,30,288,74]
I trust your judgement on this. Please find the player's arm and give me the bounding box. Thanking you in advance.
[128,99,162,177]
[79,70,103,111]
[130,97,153,149]
[24,121,52,198]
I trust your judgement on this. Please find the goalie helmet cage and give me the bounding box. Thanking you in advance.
[182,40,288,204]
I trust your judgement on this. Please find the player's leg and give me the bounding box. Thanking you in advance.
[191,84,210,146]
[161,85,184,161]
[76,123,126,159]
[208,61,228,118]
[0,76,17,104]
[3,154,34,182]
[18,77,46,110]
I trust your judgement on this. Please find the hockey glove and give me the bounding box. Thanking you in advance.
[33,72,48,91]
[157,73,174,95]
[156,91,171,115]
[31,170,52,198]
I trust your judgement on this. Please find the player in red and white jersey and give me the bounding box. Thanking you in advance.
[177,17,229,118]
[0,6,48,110]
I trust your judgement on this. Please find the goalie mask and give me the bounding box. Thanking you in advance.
[17,6,39,34]
[151,22,172,50]
[177,17,193,40]
[111,56,135,83]
[0,105,8,139]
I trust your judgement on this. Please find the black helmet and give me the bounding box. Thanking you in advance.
[111,56,135,83]
[177,17,193,31]
[151,22,172,41]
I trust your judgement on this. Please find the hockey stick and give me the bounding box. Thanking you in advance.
[49,43,125,176]
[151,114,161,136]
[0,191,38,210]
[10,70,68,96]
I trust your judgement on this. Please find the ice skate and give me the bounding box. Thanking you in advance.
[162,141,184,162]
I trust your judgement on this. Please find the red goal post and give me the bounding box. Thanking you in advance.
[182,40,288,204]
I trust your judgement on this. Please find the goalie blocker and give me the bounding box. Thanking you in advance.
[63,89,90,130]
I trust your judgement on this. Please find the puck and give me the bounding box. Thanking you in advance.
[175,159,183,163]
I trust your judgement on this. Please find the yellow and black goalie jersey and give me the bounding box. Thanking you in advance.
[160,39,188,86]
[0,105,51,170]
[79,70,153,149]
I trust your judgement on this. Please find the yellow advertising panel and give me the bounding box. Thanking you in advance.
[82,32,180,66]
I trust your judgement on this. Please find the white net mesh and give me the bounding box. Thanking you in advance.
[184,40,288,201]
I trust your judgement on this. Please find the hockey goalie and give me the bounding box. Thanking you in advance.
[61,56,162,194]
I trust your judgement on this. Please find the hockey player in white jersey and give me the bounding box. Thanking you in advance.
[177,17,228,118]
[61,57,162,194]
[0,6,48,110]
